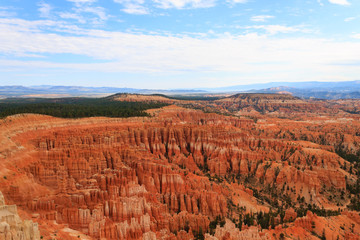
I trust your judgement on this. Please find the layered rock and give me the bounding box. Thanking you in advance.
[0,103,359,239]
[205,219,269,240]
[0,191,40,240]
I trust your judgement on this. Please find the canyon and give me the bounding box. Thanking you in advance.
[0,93,360,239]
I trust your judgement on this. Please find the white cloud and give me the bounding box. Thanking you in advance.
[317,0,324,6]
[227,0,247,3]
[114,0,220,13]
[81,6,109,22]
[328,0,350,5]
[352,34,360,39]
[65,0,98,10]
[0,12,11,17]
[250,15,274,22]
[0,11,14,17]
[345,16,358,22]
[60,0,109,24]
[67,0,97,4]
[345,17,355,21]
[153,0,216,9]
[59,12,86,23]
[0,7,16,17]
[245,25,310,35]
[114,0,149,14]
[123,5,149,14]
[0,18,360,85]
[38,2,52,18]
[114,0,145,5]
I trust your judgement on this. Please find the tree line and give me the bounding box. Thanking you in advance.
[0,97,168,119]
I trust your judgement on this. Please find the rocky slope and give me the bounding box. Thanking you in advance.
[0,191,40,240]
[0,97,360,239]
[212,93,339,117]
[110,94,177,104]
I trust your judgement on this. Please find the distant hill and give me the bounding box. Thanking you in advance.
[2,81,360,100]
[203,80,360,99]
[246,86,360,100]
[0,85,206,99]
[205,80,360,92]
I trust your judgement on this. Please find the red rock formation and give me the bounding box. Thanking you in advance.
[0,102,359,239]
[283,208,297,222]
[205,220,269,240]
[0,191,40,240]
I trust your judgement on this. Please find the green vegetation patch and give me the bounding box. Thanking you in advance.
[0,97,168,119]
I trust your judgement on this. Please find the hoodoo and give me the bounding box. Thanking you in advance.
[0,100,359,239]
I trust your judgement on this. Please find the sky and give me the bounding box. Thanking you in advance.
[0,0,359,89]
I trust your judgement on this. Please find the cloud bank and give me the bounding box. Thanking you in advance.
[0,18,359,81]
[328,0,350,5]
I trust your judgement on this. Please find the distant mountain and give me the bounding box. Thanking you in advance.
[0,85,206,98]
[1,81,360,100]
[245,86,360,100]
[204,80,360,92]
[202,80,360,99]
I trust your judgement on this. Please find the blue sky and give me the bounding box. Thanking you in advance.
[0,0,359,89]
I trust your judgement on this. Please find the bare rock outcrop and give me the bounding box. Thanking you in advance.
[0,103,359,239]
[0,191,40,240]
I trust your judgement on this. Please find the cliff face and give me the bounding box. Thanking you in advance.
[213,93,332,117]
[0,191,40,240]
[0,103,359,239]
[110,94,178,104]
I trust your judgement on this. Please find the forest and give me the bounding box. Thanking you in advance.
[0,97,168,118]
